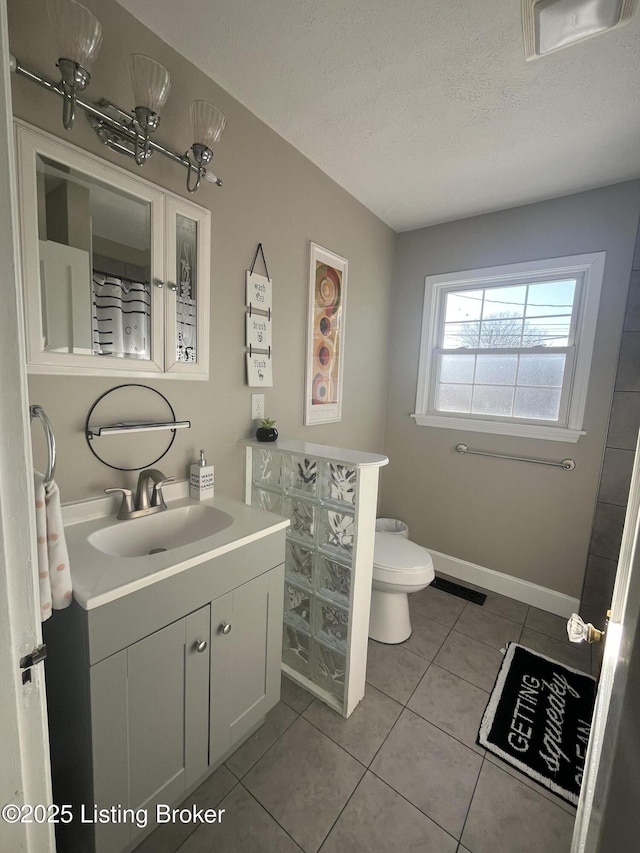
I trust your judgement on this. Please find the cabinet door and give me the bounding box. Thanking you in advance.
[210,565,284,764]
[90,606,210,853]
[163,196,211,379]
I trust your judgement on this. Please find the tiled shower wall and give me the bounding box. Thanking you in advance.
[582,223,640,671]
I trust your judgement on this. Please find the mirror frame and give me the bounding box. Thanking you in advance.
[14,119,211,379]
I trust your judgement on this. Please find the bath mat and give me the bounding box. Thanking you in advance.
[431,577,486,605]
[477,643,596,805]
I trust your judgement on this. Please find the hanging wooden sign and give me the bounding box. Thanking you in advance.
[246,312,272,350]
[246,351,273,387]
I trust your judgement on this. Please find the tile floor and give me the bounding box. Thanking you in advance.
[136,581,591,853]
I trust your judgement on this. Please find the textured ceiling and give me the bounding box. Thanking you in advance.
[115,0,640,232]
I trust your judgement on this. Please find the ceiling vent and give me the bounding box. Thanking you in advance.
[522,0,637,58]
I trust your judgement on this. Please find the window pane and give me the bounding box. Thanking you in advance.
[523,317,570,347]
[478,317,523,348]
[475,354,517,385]
[525,280,576,318]
[518,354,566,387]
[440,354,475,383]
[471,385,514,416]
[437,384,472,413]
[444,289,483,323]
[443,321,479,348]
[482,285,526,319]
[514,387,562,420]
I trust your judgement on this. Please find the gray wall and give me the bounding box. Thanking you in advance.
[9,0,394,503]
[382,184,640,599]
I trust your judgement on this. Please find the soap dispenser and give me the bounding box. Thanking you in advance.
[190,449,214,501]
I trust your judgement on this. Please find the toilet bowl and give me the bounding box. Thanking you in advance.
[369,531,434,644]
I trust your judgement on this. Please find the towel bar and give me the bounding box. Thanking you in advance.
[455,444,575,470]
[30,404,56,486]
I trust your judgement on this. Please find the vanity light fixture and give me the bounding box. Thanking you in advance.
[48,0,103,130]
[128,54,172,165]
[188,100,227,192]
[10,0,225,192]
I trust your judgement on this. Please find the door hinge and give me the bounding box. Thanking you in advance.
[19,643,47,684]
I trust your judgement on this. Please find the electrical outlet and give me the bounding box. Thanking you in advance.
[251,394,265,420]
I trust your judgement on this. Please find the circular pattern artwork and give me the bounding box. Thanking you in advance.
[315,264,341,316]
[312,372,335,405]
[312,262,342,405]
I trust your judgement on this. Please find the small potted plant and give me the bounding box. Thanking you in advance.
[256,417,278,442]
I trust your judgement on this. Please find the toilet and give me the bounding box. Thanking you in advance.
[369,519,434,644]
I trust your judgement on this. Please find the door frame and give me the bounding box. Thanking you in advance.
[571,428,640,851]
[0,1,54,849]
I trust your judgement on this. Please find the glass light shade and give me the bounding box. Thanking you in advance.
[47,0,103,69]
[191,101,226,147]
[128,54,172,112]
[535,0,624,54]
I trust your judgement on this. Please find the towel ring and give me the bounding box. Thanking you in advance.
[30,404,56,487]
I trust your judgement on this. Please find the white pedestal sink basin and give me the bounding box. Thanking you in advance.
[89,503,234,557]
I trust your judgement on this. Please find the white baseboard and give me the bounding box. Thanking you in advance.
[429,549,580,619]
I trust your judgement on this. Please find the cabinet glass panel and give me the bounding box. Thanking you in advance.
[283,625,310,677]
[285,541,314,589]
[320,462,357,507]
[311,640,346,701]
[175,213,198,363]
[251,484,282,515]
[284,496,316,546]
[312,598,349,653]
[284,580,311,634]
[36,153,152,360]
[318,507,355,559]
[282,454,318,497]
[315,554,351,606]
[252,448,282,489]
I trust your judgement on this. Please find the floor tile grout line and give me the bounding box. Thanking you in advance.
[402,700,488,759]
[298,712,371,772]
[225,702,300,780]
[172,774,242,853]
[456,752,488,852]
[365,764,462,845]
[483,752,578,816]
[443,626,514,657]
[455,599,526,631]
[237,781,306,852]
[315,764,368,852]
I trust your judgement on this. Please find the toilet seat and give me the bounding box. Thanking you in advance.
[372,532,434,586]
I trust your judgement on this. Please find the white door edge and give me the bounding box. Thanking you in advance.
[0,1,54,849]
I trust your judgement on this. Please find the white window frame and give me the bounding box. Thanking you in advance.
[412,253,606,442]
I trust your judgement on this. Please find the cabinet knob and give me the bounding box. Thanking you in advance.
[194,638,208,653]
[168,282,178,292]
[154,279,165,289]
[220,623,232,635]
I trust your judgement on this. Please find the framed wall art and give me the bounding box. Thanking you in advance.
[305,243,348,425]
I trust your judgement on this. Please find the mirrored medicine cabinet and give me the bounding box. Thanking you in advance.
[15,120,211,379]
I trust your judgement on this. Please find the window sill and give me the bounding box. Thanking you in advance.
[411,413,585,443]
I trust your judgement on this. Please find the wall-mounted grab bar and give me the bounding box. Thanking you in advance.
[455,443,575,471]
[30,404,56,486]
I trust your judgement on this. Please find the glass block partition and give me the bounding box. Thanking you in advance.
[242,439,388,717]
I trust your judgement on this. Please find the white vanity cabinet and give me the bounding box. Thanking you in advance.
[242,439,388,718]
[15,120,210,379]
[44,530,285,853]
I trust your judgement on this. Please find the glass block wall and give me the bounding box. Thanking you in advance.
[250,446,358,708]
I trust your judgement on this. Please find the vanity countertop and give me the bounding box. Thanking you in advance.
[62,482,288,611]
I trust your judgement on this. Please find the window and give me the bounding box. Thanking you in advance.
[413,253,605,442]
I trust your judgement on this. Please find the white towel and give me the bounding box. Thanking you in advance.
[34,471,73,621]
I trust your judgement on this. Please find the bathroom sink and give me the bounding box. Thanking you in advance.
[88,503,234,558]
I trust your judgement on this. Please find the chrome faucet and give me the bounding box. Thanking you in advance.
[105,468,175,520]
